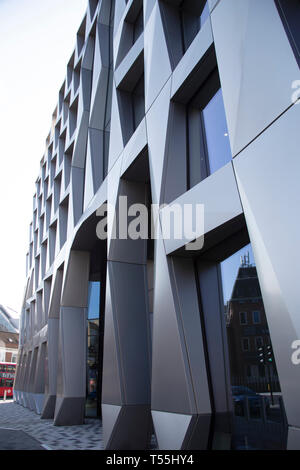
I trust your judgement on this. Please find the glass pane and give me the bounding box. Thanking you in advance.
[86,280,101,418]
[202,88,232,175]
[86,352,99,418]
[220,243,286,450]
[87,281,100,320]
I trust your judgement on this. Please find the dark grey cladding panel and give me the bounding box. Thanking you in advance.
[196,260,232,414]
[151,235,196,415]
[102,277,123,405]
[106,260,151,405]
[104,404,152,450]
[54,397,85,426]
[108,179,148,265]
[41,394,56,419]
[162,100,187,204]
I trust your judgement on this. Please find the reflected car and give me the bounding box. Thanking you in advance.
[232,386,269,415]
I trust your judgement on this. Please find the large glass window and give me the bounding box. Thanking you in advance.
[186,77,232,191]
[220,243,286,450]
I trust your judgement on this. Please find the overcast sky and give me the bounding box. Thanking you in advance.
[0,0,87,314]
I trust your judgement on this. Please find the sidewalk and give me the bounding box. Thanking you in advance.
[0,400,104,450]
[0,428,45,450]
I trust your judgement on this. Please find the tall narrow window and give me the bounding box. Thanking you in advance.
[242,338,250,352]
[86,281,100,418]
[239,311,247,325]
[252,310,261,324]
[187,70,232,190]
[202,88,232,175]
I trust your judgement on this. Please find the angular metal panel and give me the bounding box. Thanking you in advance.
[152,410,192,450]
[144,2,172,112]
[161,162,243,255]
[145,78,172,205]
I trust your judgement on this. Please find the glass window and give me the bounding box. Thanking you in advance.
[202,88,232,175]
[86,280,101,418]
[87,281,100,320]
[252,310,261,324]
[220,242,285,449]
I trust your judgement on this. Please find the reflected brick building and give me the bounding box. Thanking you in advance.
[226,256,278,390]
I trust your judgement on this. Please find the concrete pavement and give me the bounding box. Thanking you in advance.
[0,400,104,450]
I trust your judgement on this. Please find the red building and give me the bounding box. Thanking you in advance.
[226,257,279,392]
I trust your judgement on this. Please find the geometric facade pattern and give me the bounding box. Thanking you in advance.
[14,0,300,450]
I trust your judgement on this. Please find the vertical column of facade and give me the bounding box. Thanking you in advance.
[27,347,39,411]
[143,0,234,449]
[13,347,23,404]
[22,350,32,409]
[102,174,152,449]
[100,0,152,449]
[32,342,47,414]
[41,268,63,418]
[17,351,28,407]
[53,251,90,425]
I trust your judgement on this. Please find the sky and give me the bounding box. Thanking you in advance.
[0,0,87,314]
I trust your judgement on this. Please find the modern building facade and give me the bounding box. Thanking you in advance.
[13,0,300,450]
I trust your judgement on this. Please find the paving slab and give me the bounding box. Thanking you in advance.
[0,400,103,450]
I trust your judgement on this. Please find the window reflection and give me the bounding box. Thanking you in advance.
[220,243,286,449]
[86,281,100,418]
[87,281,100,320]
[202,88,232,175]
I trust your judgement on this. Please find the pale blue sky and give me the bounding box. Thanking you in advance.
[0,0,87,313]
